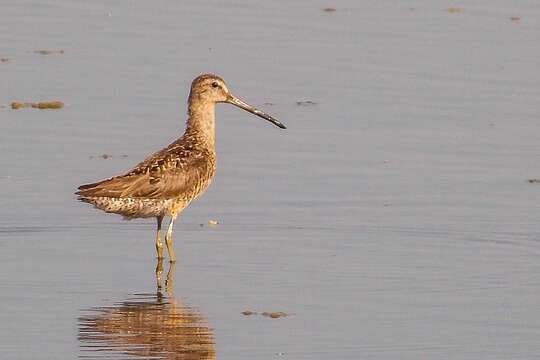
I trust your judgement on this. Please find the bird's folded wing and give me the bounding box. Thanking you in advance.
[76,151,214,200]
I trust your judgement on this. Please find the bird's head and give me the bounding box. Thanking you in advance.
[189,73,286,129]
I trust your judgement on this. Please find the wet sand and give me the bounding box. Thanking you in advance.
[1,1,540,359]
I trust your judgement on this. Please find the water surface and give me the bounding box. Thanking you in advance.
[1,1,540,359]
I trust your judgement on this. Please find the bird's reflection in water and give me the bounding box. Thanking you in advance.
[78,260,215,359]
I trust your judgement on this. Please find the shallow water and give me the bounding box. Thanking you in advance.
[79,261,215,360]
[1,1,540,359]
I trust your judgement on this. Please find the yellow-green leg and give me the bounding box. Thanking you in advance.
[155,257,164,289]
[165,261,176,294]
[165,215,177,263]
[155,216,164,259]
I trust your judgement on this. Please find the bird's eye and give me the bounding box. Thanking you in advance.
[211,82,219,88]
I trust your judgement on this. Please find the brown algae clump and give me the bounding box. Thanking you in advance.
[241,310,289,318]
[34,101,64,109]
[34,49,64,55]
[261,312,288,319]
[11,101,64,110]
[296,100,317,106]
[11,102,27,109]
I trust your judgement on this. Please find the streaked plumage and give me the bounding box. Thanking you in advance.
[76,74,285,262]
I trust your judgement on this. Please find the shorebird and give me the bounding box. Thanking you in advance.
[76,74,286,262]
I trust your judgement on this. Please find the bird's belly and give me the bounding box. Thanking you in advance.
[85,197,187,219]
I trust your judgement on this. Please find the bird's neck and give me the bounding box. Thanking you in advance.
[186,99,216,148]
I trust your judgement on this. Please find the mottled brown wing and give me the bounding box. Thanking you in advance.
[76,147,215,200]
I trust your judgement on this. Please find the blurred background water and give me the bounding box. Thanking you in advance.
[1,1,539,359]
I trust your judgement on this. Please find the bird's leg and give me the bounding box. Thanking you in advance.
[165,261,176,295]
[155,257,164,290]
[155,216,164,259]
[165,215,177,263]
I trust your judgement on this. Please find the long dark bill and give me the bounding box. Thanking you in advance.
[226,95,286,129]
